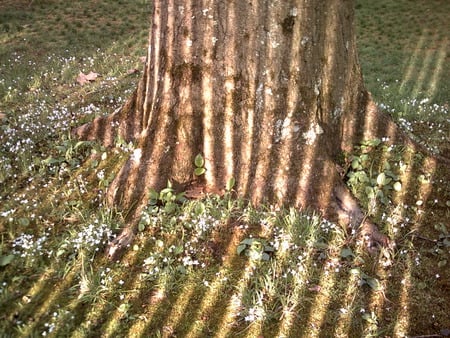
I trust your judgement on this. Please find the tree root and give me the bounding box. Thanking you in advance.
[106,226,136,261]
[333,184,392,250]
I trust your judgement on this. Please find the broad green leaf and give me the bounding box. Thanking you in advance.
[177,265,187,274]
[166,203,178,214]
[362,313,377,324]
[365,186,375,199]
[313,242,328,250]
[194,202,206,215]
[18,217,30,226]
[393,181,402,191]
[241,238,255,245]
[237,244,247,255]
[0,254,14,266]
[194,167,206,176]
[350,268,361,275]
[340,248,354,258]
[262,252,270,261]
[74,141,87,149]
[264,245,275,252]
[160,187,174,195]
[365,277,382,291]
[138,222,145,232]
[376,172,386,186]
[149,189,159,200]
[194,153,204,168]
[174,245,184,255]
[226,177,236,191]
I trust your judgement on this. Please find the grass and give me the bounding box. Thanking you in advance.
[0,0,449,337]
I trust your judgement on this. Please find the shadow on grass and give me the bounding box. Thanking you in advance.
[1,1,450,337]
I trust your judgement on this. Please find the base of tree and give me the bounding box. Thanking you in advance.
[73,95,446,260]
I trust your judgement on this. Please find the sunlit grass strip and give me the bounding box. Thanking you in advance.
[17,265,77,336]
[183,230,241,336]
[400,33,425,96]
[275,244,315,337]
[214,258,262,338]
[426,37,447,100]
[332,267,361,337]
[303,232,343,336]
[392,257,413,336]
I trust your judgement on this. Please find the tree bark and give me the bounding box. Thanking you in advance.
[74,0,396,257]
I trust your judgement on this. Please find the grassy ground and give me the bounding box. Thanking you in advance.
[0,0,449,337]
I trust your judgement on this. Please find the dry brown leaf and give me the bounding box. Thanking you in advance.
[0,113,6,120]
[127,68,140,75]
[76,71,99,86]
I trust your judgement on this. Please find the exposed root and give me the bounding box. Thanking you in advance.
[106,226,136,261]
[333,184,392,250]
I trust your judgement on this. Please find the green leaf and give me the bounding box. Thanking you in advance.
[177,265,187,274]
[18,217,30,226]
[226,177,236,191]
[194,167,206,176]
[351,158,360,169]
[194,202,206,215]
[237,244,247,255]
[362,313,377,324]
[438,260,447,268]
[365,186,375,199]
[138,222,146,232]
[241,238,255,246]
[149,189,159,200]
[365,138,381,147]
[350,268,361,275]
[74,141,88,149]
[261,252,271,261]
[340,248,354,258]
[264,245,275,252]
[376,172,386,186]
[174,245,184,255]
[160,187,174,195]
[194,154,204,168]
[0,254,15,266]
[365,277,382,291]
[313,242,328,250]
[164,202,177,214]
[393,181,402,191]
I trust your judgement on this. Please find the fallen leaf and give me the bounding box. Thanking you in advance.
[76,71,99,86]
[308,285,321,292]
[127,68,140,75]
[0,112,6,120]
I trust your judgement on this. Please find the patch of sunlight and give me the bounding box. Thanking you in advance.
[303,233,342,336]
[214,259,261,338]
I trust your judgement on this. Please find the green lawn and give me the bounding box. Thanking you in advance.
[0,1,449,337]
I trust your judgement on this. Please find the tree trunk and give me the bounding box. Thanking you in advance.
[74,0,395,257]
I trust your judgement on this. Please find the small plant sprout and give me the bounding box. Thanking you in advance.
[237,238,275,261]
[194,153,206,176]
